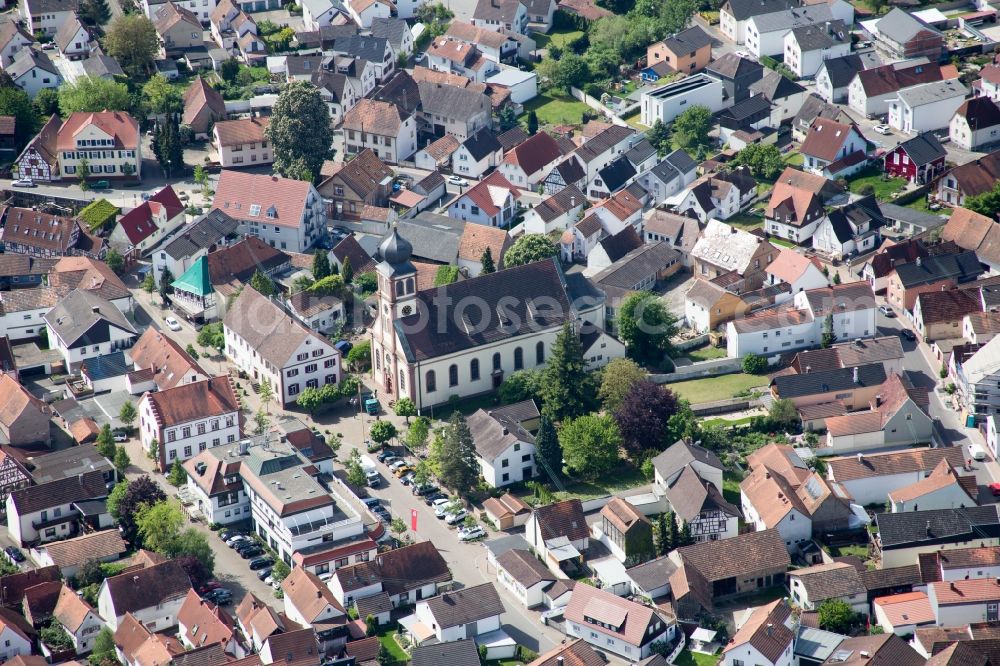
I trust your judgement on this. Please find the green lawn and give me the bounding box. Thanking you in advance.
[520,92,590,126]
[722,473,742,506]
[375,626,409,663]
[622,108,648,130]
[784,151,804,166]
[905,196,951,216]
[663,373,767,404]
[701,415,756,428]
[552,464,646,502]
[726,212,764,230]
[829,542,870,559]
[531,28,584,50]
[674,650,720,666]
[770,237,798,248]
[847,167,906,201]
[687,345,728,362]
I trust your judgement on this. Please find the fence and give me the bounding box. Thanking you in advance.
[651,356,743,382]
[688,397,754,416]
[673,334,710,352]
[569,87,631,128]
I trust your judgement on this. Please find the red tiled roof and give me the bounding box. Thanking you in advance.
[116,186,184,245]
[57,111,139,151]
[800,118,860,162]
[213,117,269,147]
[213,171,315,229]
[144,375,239,427]
[462,170,520,217]
[503,132,562,177]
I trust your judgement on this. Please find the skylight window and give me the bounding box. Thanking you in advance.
[249,204,261,217]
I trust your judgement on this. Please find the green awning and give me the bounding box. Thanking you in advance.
[171,256,212,297]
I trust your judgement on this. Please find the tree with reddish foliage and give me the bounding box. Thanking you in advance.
[177,554,212,589]
[613,380,679,459]
[110,476,166,548]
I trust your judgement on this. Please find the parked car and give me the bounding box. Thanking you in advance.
[11,179,35,188]
[445,509,468,525]
[4,546,25,563]
[249,556,274,570]
[901,329,916,341]
[219,529,244,541]
[413,482,438,496]
[878,305,895,317]
[227,535,250,547]
[394,465,414,478]
[234,539,259,553]
[165,316,182,331]
[113,432,128,442]
[459,526,485,541]
[198,581,223,594]
[971,445,988,461]
[874,124,891,135]
[387,459,406,471]
[376,450,395,463]
[990,482,1000,497]
[240,546,264,559]
[256,567,273,580]
[433,498,451,518]
[424,491,448,506]
[91,180,110,190]
[447,175,469,187]
[204,589,232,605]
[362,497,381,509]
[400,471,416,485]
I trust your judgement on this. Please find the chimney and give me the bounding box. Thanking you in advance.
[557,658,564,666]
[767,623,773,636]
[91,305,100,313]
[805,365,811,374]
[133,576,140,583]
[916,257,922,267]
[825,20,831,33]
[927,520,932,536]
[951,580,957,590]
[317,590,322,598]
[857,453,863,463]
[853,366,859,384]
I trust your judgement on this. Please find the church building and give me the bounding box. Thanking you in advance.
[369,229,621,411]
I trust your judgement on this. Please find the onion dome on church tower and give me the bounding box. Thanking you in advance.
[379,227,413,265]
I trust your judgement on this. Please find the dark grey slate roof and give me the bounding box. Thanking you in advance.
[893,251,982,288]
[24,0,80,14]
[662,25,712,56]
[878,203,945,230]
[81,54,124,78]
[592,241,680,291]
[626,139,656,168]
[665,148,697,174]
[772,363,887,399]
[331,35,389,62]
[374,69,421,114]
[626,556,677,594]
[7,47,58,80]
[707,52,764,80]
[462,128,502,161]
[876,505,1000,549]
[876,7,940,44]
[418,82,490,120]
[163,209,239,260]
[368,17,409,49]
[597,155,637,194]
[44,290,136,348]
[411,639,482,666]
[394,212,463,264]
[423,583,505,629]
[794,93,846,130]
[790,20,847,51]
[820,54,864,88]
[896,133,946,167]
[722,94,771,122]
[751,70,806,101]
[722,0,795,21]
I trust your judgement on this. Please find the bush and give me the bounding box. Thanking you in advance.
[741,352,768,375]
[857,183,876,197]
[79,198,121,232]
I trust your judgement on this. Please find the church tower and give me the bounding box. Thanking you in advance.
[370,228,417,400]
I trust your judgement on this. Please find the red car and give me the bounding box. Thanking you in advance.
[198,581,223,594]
[990,483,1000,497]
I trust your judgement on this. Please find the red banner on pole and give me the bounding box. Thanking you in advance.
[411,508,418,532]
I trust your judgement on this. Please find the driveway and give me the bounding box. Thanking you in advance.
[659,270,695,321]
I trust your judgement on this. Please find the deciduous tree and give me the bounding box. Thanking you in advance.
[58,76,130,116]
[559,414,622,480]
[504,234,558,267]
[646,119,671,156]
[104,14,158,77]
[250,269,275,296]
[96,424,116,458]
[671,105,713,156]
[821,313,836,348]
[143,74,182,115]
[136,500,185,553]
[394,397,416,423]
[405,416,430,452]
[168,459,187,487]
[369,420,397,445]
[598,357,646,412]
[617,291,677,364]
[266,81,333,181]
[741,352,768,374]
[0,87,38,153]
[614,380,679,458]
[345,449,367,487]
[733,143,784,180]
[113,446,130,475]
[119,401,137,429]
[818,599,857,634]
[769,398,801,429]
[112,477,166,547]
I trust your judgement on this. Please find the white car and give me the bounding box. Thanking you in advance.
[165,316,182,331]
[445,509,467,525]
[388,459,408,472]
[11,178,35,188]
[447,176,469,187]
[971,445,988,461]
[113,433,128,443]
[459,525,485,541]
[874,124,891,135]
[433,498,451,518]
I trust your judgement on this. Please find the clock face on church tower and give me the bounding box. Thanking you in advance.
[401,305,413,316]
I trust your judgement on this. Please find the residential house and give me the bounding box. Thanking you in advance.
[751,71,807,122]
[669,169,756,222]
[873,592,937,636]
[590,242,683,326]
[52,583,104,654]
[941,206,1000,274]
[467,404,535,487]
[951,334,1000,429]
[414,135,459,172]
[765,249,829,294]
[328,235,375,276]
[285,292,343,335]
[872,8,943,61]
[412,583,504,644]
[138,374,241,472]
[43,290,137,371]
[0,374,51,448]
[718,0,796,44]
[592,498,653,565]
[938,149,1000,206]
[816,54,873,104]
[483,493,532,530]
[98,559,191,631]
[55,14,90,60]
[799,118,869,179]
[301,0,345,30]
[950,97,1000,151]
[889,79,968,134]
[812,196,884,258]
[451,129,503,179]
[884,132,947,184]
[564,584,674,660]
[109,186,185,260]
[928,579,1000,627]
[370,17,413,54]
[705,52,764,102]
[684,279,753,334]
[30,527,127,579]
[913,287,982,341]
[12,114,59,183]
[721,599,795,666]
[885,251,982,311]
[963,310,1000,344]
[417,82,491,141]
[788,562,868,614]
[342,99,417,164]
[176,589,238,653]
[640,73,727,127]
[144,0,218,21]
[641,207,700,263]
[471,0,527,34]
[5,470,108,546]
[646,26,712,76]
[740,443,855,551]
[425,38,498,83]
[887,458,976,512]
[328,541,452,607]
[524,0,554,30]
[863,239,933,293]
[0,615,31,662]
[784,20,850,79]
[347,0,390,28]
[690,219,778,280]
[823,635,925,665]
[525,499,589,576]
[281,567,346,642]
[154,2,203,56]
[447,170,520,228]
[20,0,80,36]
[410,640,483,666]
[212,117,271,169]
[523,185,586,235]
[212,170,326,252]
[848,61,953,119]
[317,149,392,221]
[668,528,791,614]
[825,447,966,506]
[182,446,249,525]
[0,22,33,69]
[638,150,698,207]
[874,505,1000,568]
[494,549,557,608]
[499,131,564,188]
[765,167,843,244]
[7,48,61,97]
[57,111,141,181]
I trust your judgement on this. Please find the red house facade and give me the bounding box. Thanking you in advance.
[884,133,947,184]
